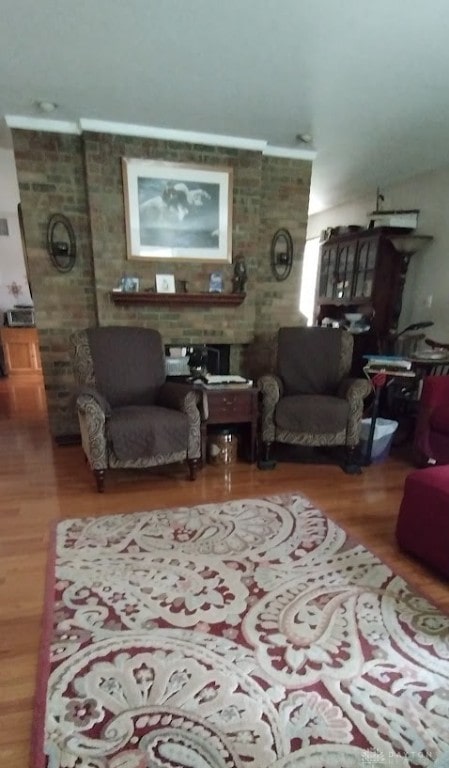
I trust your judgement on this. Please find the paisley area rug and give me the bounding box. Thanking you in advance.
[33,493,449,768]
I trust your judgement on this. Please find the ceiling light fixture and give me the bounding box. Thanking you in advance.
[295,132,313,144]
[36,100,58,113]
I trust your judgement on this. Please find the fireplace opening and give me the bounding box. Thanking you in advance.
[204,344,230,375]
[187,344,230,375]
[165,343,230,377]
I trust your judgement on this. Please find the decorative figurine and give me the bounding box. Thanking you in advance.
[232,254,247,293]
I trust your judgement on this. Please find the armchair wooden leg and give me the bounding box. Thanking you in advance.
[187,458,200,481]
[258,441,277,470]
[94,469,105,492]
[343,446,362,475]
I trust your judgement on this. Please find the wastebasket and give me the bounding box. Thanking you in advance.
[360,417,399,462]
[207,428,238,465]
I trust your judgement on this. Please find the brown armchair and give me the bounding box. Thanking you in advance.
[70,326,202,492]
[258,327,372,471]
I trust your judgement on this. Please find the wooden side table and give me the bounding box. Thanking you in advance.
[199,386,259,463]
[362,365,416,464]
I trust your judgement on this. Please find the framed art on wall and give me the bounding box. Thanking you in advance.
[122,158,233,263]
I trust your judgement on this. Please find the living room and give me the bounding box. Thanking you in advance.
[1,2,449,767]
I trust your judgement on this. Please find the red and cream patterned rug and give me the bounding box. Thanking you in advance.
[33,493,449,768]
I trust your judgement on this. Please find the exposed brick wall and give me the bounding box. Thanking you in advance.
[12,128,311,437]
[83,133,260,344]
[248,155,311,380]
[12,130,97,435]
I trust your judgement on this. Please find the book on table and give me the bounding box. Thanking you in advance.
[364,367,415,378]
[197,374,253,388]
[363,355,412,370]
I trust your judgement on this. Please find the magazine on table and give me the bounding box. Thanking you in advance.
[195,374,253,388]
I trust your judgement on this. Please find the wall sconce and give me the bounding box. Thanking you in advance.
[270,228,293,281]
[46,213,76,272]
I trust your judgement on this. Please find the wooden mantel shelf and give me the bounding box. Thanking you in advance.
[110,291,246,307]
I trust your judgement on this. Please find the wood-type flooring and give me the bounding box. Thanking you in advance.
[0,374,447,767]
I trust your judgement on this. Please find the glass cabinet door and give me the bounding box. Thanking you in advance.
[319,243,338,298]
[353,239,378,298]
[335,241,357,299]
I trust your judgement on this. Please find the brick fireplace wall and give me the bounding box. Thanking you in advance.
[12,128,311,437]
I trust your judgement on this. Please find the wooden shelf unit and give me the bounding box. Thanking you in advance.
[317,228,433,337]
[316,227,433,373]
[110,291,246,307]
[0,326,42,375]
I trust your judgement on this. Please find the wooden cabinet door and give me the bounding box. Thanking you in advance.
[1,328,42,374]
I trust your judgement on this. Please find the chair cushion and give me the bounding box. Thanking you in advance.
[430,405,449,434]
[107,405,188,461]
[275,394,349,434]
[277,327,344,396]
[87,327,166,407]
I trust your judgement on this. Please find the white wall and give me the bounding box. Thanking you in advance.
[307,167,449,341]
[0,148,32,313]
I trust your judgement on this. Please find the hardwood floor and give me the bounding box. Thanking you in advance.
[0,374,447,767]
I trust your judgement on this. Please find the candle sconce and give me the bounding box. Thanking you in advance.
[46,213,77,272]
[270,228,293,281]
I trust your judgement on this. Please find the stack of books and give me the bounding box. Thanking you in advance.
[363,355,415,377]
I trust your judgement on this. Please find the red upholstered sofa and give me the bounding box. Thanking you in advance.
[412,375,449,466]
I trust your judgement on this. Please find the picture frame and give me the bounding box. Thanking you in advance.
[122,158,233,263]
[155,273,176,293]
[209,271,223,293]
[121,275,140,292]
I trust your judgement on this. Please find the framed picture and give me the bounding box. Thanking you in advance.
[155,273,176,293]
[121,275,140,292]
[209,271,223,293]
[122,158,233,262]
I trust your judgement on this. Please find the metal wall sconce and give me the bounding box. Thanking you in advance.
[46,213,77,272]
[270,228,293,281]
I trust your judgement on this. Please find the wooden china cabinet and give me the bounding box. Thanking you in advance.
[316,227,432,371]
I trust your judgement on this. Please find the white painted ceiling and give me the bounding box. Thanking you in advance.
[2,0,449,213]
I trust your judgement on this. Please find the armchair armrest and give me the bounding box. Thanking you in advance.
[75,389,110,470]
[337,377,372,402]
[157,381,202,413]
[337,377,372,448]
[258,374,283,443]
[157,382,202,460]
[77,386,111,416]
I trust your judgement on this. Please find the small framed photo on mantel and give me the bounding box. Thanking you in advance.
[155,274,176,293]
[209,272,223,293]
[121,275,140,292]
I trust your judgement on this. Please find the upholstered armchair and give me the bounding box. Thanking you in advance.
[258,326,372,471]
[412,375,449,467]
[70,326,202,492]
